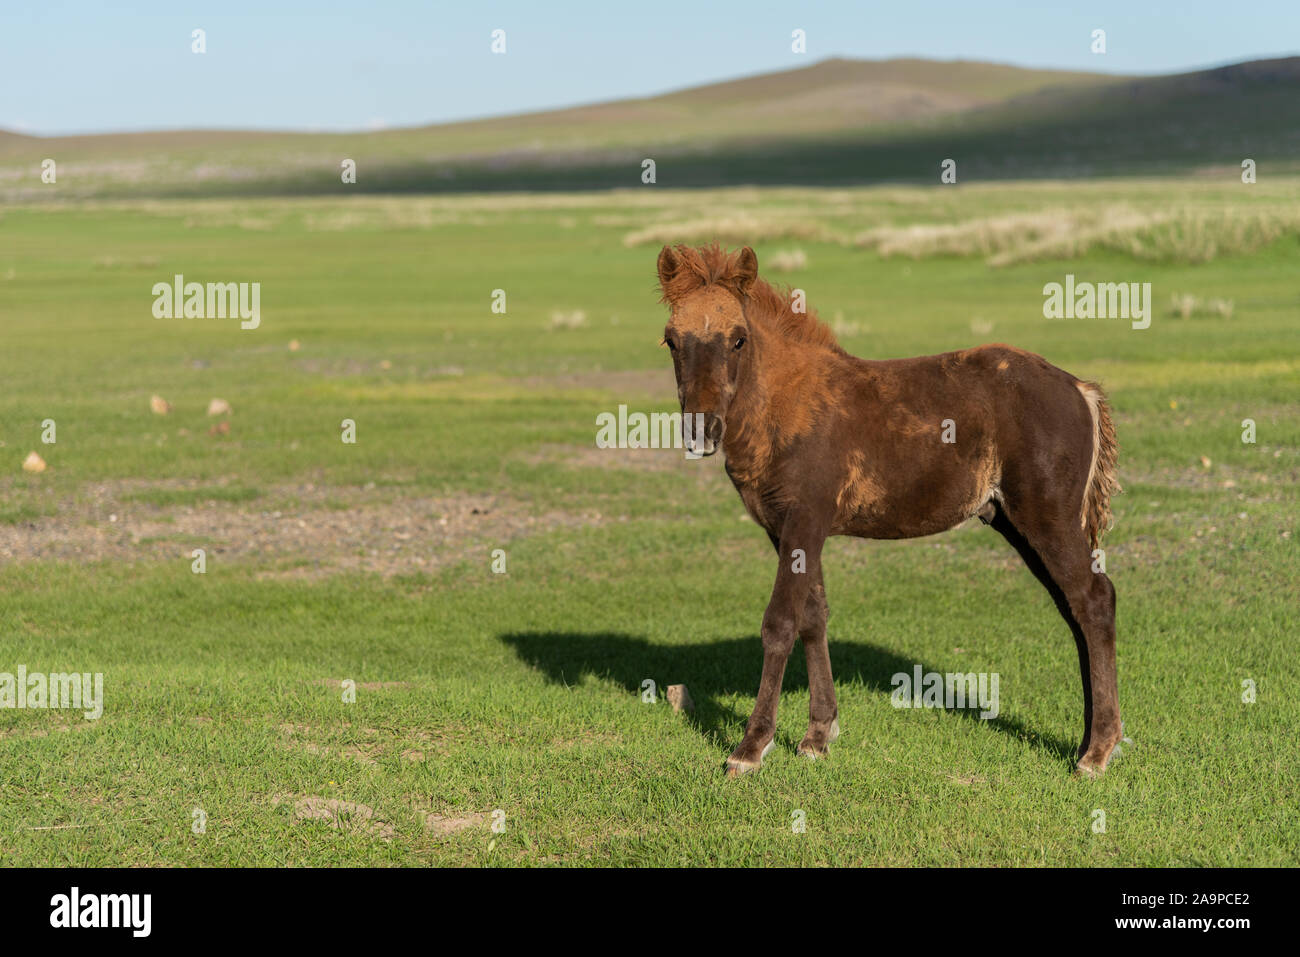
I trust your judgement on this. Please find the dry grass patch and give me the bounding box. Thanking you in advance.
[855,204,1300,266]
[1168,293,1235,319]
[767,248,809,271]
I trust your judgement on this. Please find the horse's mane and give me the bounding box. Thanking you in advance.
[658,243,843,353]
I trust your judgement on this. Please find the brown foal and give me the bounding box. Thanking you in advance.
[657,243,1122,777]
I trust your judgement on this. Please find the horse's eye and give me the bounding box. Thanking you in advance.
[733,337,746,351]
[663,337,677,351]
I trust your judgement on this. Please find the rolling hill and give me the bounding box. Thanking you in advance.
[2,56,1298,199]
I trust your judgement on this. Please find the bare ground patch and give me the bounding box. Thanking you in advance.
[0,720,99,741]
[520,442,730,490]
[421,811,489,835]
[1121,462,1296,497]
[0,480,604,578]
[284,795,395,841]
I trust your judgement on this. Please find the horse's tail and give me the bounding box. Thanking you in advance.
[1076,381,1120,549]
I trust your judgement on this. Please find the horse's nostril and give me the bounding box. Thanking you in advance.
[705,415,724,445]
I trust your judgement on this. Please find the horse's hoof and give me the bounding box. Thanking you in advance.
[1075,732,1124,777]
[796,719,840,759]
[1074,750,1115,777]
[725,739,774,776]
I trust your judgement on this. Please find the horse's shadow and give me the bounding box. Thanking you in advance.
[498,630,1077,765]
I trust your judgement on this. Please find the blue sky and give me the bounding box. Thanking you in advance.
[3,0,1297,135]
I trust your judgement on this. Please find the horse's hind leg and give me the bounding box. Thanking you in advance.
[796,571,839,758]
[990,506,1122,776]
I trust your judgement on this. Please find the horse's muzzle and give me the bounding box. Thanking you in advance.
[683,412,725,457]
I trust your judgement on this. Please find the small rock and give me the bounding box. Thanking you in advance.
[150,395,171,415]
[288,339,301,351]
[207,398,231,416]
[666,684,694,714]
[21,451,46,473]
[208,421,230,436]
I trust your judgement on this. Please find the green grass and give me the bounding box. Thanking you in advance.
[0,181,1297,866]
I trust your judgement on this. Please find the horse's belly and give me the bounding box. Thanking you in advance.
[831,459,996,540]
[837,502,974,540]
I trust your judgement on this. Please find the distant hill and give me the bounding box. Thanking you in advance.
[0,129,34,147]
[3,56,1298,199]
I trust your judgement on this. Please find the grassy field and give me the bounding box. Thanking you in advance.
[1,180,1297,866]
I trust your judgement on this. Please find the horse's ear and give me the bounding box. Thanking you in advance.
[657,245,681,300]
[735,246,758,298]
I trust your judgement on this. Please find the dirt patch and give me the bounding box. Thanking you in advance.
[1121,462,1293,497]
[0,720,97,740]
[421,811,488,835]
[288,795,394,840]
[520,443,730,489]
[0,480,604,578]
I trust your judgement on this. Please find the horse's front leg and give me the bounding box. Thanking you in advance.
[727,508,826,776]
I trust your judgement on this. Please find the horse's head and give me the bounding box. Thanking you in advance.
[656,244,758,456]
